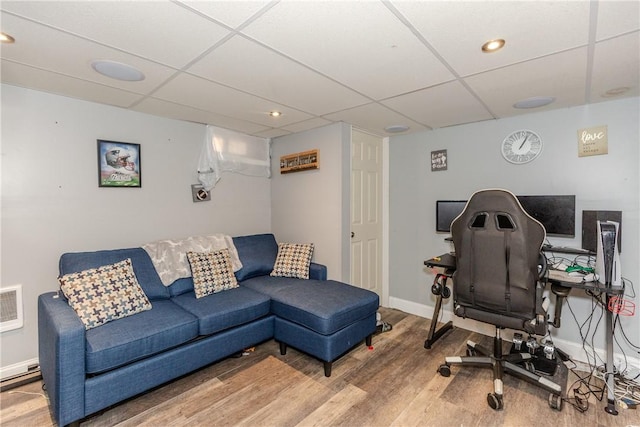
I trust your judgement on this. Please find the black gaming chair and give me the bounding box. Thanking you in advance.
[437,189,563,411]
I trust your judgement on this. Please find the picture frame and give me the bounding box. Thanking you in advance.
[431,149,447,172]
[97,139,141,187]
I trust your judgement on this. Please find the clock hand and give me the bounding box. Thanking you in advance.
[518,134,529,150]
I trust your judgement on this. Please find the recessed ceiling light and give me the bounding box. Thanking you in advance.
[91,60,145,81]
[481,39,505,53]
[513,96,555,109]
[1,32,15,43]
[269,111,282,117]
[384,124,410,133]
[602,87,630,97]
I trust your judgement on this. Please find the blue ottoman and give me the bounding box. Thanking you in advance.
[241,276,379,376]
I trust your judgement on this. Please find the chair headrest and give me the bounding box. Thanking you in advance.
[452,188,546,245]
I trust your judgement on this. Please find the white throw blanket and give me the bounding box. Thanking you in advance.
[142,234,242,286]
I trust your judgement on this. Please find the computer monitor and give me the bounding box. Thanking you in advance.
[436,200,467,233]
[516,195,576,237]
[436,195,576,237]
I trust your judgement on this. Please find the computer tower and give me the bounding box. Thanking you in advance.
[595,221,621,287]
[582,210,622,253]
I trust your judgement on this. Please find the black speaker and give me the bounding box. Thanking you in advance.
[582,210,622,253]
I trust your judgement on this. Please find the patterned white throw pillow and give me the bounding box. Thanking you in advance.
[187,248,239,298]
[270,243,314,279]
[58,258,152,330]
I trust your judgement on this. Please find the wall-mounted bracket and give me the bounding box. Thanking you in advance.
[191,184,210,202]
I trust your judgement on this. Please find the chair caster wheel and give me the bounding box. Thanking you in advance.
[548,393,563,411]
[438,364,451,377]
[466,347,477,357]
[487,393,504,410]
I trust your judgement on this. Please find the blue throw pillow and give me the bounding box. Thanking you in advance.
[232,234,278,281]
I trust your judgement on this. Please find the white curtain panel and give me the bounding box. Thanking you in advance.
[199,125,271,190]
[197,125,220,190]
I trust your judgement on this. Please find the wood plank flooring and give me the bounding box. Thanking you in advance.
[1,307,636,426]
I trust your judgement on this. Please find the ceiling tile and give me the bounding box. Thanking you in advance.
[392,0,590,77]
[152,73,314,127]
[241,1,454,100]
[382,81,494,129]
[1,60,144,108]
[0,12,177,95]
[591,32,640,100]
[177,0,273,29]
[323,103,427,137]
[187,35,369,115]
[596,0,640,40]
[253,128,292,139]
[282,117,333,134]
[1,1,229,69]
[464,48,588,118]
[133,97,270,135]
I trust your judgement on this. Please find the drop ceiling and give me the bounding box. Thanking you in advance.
[1,1,638,138]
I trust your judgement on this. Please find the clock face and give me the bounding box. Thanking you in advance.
[501,130,543,164]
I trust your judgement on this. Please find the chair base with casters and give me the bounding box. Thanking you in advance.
[437,328,563,411]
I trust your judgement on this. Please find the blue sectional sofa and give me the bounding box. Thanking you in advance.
[38,233,379,426]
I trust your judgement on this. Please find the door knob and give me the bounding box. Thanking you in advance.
[351,232,355,238]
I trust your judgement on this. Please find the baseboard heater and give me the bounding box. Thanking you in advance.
[0,365,42,392]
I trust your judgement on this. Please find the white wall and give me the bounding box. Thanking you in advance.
[388,97,640,362]
[0,85,271,372]
[270,123,351,281]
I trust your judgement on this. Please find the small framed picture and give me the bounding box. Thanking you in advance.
[97,140,141,187]
[431,149,447,172]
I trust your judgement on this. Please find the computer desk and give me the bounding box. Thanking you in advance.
[424,248,625,416]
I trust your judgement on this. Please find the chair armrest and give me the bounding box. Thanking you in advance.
[38,292,86,426]
[309,262,327,281]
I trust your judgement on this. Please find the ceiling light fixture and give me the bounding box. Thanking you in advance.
[384,124,410,133]
[269,111,282,117]
[481,39,505,53]
[1,32,15,43]
[91,60,145,82]
[513,96,555,109]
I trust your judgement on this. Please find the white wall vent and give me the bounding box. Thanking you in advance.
[1,285,23,332]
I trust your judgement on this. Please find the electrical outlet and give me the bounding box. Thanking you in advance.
[191,184,210,202]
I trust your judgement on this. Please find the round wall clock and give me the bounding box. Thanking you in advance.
[501,129,543,164]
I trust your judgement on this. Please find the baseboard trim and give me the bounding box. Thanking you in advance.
[386,297,640,372]
[1,358,39,381]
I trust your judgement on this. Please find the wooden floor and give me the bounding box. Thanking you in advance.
[1,308,636,427]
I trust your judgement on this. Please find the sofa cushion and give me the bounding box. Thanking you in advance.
[187,249,239,298]
[85,300,198,374]
[59,259,152,330]
[172,287,271,335]
[169,277,195,297]
[232,234,278,281]
[169,247,327,296]
[241,277,379,335]
[59,248,170,300]
[270,243,314,279]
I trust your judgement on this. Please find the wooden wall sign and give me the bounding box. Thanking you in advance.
[280,149,319,174]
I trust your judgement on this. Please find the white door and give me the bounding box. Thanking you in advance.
[351,129,382,299]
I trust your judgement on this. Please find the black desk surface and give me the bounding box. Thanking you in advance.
[424,253,456,270]
[541,244,595,256]
[424,252,624,295]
